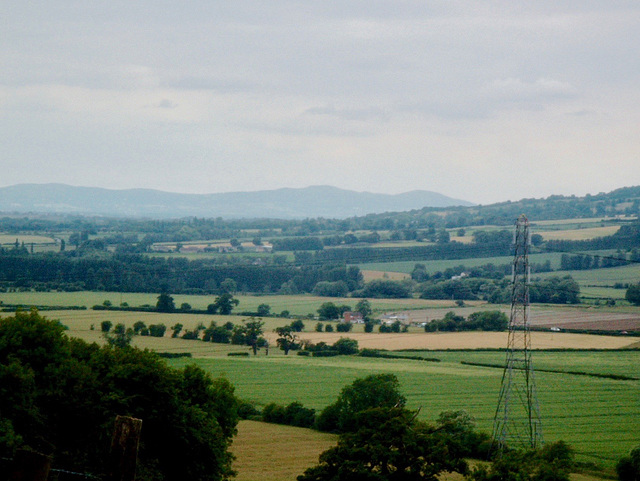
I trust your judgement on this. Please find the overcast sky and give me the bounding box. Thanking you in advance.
[2,1,639,204]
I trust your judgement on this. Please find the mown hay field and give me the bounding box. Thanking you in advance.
[538,225,621,241]
[231,420,336,481]
[36,308,640,351]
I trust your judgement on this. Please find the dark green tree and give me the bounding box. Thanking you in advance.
[355,298,373,320]
[317,374,406,433]
[244,318,265,355]
[209,293,240,315]
[156,292,175,312]
[105,325,134,348]
[626,284,640,306]
[616,445,640,481]
[133,321,147,334]
[290,319,305,332]
[333,337,358,355]
[257,303,271,317]
[171,323,183,338]
[467,311,509,331]
[467,441,574,481]
[299,407,467,481]
[317,302,341,320]
[148,324,167,337]
[0,310,240,481]
[275,326,299,355]
[220,277,238,294]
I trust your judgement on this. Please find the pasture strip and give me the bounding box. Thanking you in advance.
[459,361,639,381]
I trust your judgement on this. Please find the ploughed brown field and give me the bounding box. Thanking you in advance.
[382,306,640,332]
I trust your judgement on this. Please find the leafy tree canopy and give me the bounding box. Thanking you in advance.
[626,283,640,306]
[0,309,239,481]
[317,374,406,433]
[616,444,640,481]
[298,407,467,481]
[468,441,574,481]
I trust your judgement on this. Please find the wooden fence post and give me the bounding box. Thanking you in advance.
[108,415,143,481]
[8,449,51,481]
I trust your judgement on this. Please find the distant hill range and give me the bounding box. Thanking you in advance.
[0,184,474,219]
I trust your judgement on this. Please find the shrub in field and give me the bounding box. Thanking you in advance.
[626,284,640,306]
[100,320,112,332]
[425,311,508,332]
[290,319,305,332]
[616,445,640,481]
[133,321,146,334]
[312,350,339,357]
[468,441,574,481]
[170,323,183,338]
[379,321,402,333]
[148,323,166,337]
[262,401,316,428]
[256,303,271,317]
[333,338,358,355]
[336,322,352,332]
[237,401,260,420]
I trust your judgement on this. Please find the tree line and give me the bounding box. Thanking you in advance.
[0,251,363,295]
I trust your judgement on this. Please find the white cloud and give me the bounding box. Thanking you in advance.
[1,1,640,204]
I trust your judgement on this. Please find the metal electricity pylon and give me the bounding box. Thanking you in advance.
[492,214,543,453]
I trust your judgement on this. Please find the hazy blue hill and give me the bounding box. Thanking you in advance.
[0,184,473,219]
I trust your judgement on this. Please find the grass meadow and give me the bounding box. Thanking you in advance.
[0,291,463,316]
[167,350,640,470]
[358,252,564,275]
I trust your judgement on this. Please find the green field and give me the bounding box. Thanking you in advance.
[168,350,639,469]
[551,263,640,286]
[358,252,564,275]
[0,291,460,316]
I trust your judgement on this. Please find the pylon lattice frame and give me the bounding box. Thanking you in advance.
[492,214,543,452]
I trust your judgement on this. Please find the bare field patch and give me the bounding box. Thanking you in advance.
[361,270,410,281]
[285,330,637,350]
[539,226,620,241]
[385,305,640,332]
[231,420,336,481]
